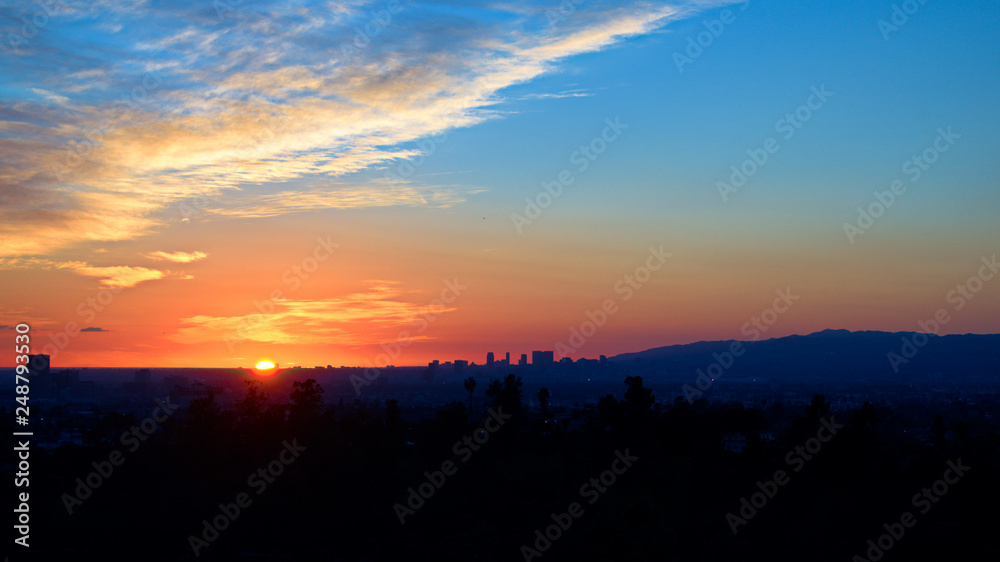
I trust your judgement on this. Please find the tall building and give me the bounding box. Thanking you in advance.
[486,352,494,366]
[505,352,510,364]
[531,350,554,366]
[519,354,528,367]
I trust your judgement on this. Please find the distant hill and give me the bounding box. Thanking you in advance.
[607,330,1000,384]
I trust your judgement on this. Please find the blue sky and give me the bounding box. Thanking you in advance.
[3,0,997,241]
[1,0,998,367]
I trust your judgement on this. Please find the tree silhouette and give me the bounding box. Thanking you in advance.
[236,379,268,423]
[290,378,324,425]
[623,375,654,420]
[806,393,830,421]
[17,371,995,562]
[188,393,221,429]
[464,376,477,420]
[932,414,948,449]
[486,374,523,415]
[486,378,502,401]
[597,393,622,426]
[538,387,550,418]
[385,398,403,441]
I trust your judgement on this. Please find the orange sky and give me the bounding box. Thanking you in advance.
[2,0,998,368]
[4,207,997,368]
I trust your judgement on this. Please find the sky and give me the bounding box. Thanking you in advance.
[1,0,998,368]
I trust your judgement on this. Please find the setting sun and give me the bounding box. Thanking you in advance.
[255,361,275,370]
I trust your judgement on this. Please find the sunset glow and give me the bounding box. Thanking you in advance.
[6,2,998,560]
[1,0,997,369]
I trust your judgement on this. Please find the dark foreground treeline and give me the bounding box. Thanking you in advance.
[6,375,999,562]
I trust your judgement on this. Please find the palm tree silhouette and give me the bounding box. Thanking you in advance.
[538,387,550,418]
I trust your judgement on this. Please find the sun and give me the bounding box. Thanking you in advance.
[255,360,275,370]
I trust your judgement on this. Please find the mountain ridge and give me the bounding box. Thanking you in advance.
[607,329,1000,383]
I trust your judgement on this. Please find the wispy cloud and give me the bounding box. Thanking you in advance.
[517,88,597,100]
[145,250,209,263]
[30,88,72,107]
[0,257,185,288]
[1,0,735,259]
[171,282,453,346]
[66,264,165,288]
[210,183,487,218]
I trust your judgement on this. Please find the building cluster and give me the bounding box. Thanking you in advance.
[422,351,608,375]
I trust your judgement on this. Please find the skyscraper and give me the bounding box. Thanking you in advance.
[486,352,494,366]
[531,351,554,367]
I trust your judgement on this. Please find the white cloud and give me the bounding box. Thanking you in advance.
[1,1,737,259]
